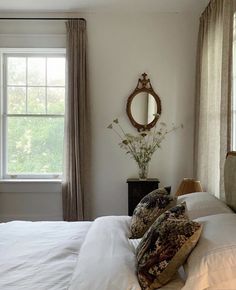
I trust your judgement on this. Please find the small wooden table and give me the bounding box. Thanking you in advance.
[127,178,160,216]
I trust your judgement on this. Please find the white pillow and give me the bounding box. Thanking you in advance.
[177,192,232,219]
[183,213,236,290]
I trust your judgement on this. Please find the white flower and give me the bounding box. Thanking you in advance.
[108,118,182,167]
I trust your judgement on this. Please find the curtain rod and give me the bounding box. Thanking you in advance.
[0,18,85,21]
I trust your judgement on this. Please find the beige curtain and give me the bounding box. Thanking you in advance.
[194,0,234,199]
[62,19,89,221]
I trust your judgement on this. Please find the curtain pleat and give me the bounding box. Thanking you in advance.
[194,0,234,199]
[62,19,89,221]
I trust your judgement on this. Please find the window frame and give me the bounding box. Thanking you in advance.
[0,48,66,180]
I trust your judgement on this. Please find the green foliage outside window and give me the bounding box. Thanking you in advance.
[5,55,65,175]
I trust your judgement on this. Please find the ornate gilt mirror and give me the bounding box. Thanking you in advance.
[126,73,161,131]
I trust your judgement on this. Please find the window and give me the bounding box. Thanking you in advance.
[2,52,65,179]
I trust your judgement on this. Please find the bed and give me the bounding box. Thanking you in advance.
[0,191,235,290]
[0,221,92,289]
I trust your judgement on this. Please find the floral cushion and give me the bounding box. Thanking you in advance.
[136,204,202,290]
[130,188,177,239]
[136,202,187,256]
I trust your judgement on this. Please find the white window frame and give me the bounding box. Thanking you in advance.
[0,48,66,180]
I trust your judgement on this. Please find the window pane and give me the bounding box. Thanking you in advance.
[47,87,65,114]
[28,87,46,114]
[28,57,46,86]
[7,87,26,114]
[7,57,26,85]
[47,57,65,86]
[7,117,64,174]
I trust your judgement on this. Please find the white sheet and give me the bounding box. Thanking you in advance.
[0,220,91,290]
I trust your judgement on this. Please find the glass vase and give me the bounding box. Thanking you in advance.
[138,162,149,180]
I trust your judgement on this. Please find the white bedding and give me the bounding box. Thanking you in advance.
[4,197,229,290]
[183,213,236,290]
[178,192,233,219]
[0,220,91,290]
[69,216,184,290]
[0,217,185,290]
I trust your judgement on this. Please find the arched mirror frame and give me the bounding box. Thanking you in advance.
[126,73,161,131]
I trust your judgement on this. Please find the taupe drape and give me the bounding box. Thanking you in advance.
[194,0,234,199]
[62,19,88,221]
[224,152,236,211]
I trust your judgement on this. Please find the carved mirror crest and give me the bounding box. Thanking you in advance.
[126,73,161,131]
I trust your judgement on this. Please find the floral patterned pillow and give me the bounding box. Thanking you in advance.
[136,205,202,290]
[130,188,177,239]
[136,202,187,256]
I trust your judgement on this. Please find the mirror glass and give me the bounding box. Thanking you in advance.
[130,92,157,125]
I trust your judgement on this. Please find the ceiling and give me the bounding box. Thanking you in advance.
[0,0,209,14]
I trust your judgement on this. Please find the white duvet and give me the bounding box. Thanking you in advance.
[0,217,185,290]
[0,220,91,290]
[69,216,185,290]
[69,216,141,290]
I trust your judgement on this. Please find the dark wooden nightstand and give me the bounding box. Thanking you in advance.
[127,178,160,216]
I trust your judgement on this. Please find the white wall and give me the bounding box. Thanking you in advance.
[0,181,62,221]
[0,11,199,221]
[85,12,199,219]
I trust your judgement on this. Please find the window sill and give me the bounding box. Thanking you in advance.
[0,179,62,183]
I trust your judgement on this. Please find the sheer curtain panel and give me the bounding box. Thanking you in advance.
[62,19,89,221]
[194,0,235,199]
